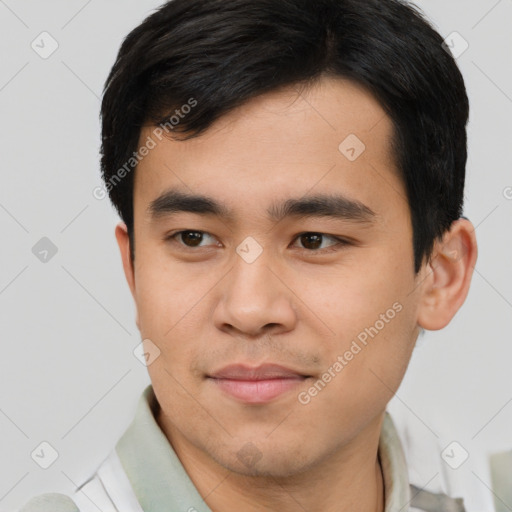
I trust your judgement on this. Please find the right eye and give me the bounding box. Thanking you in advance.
[165,230,221,249]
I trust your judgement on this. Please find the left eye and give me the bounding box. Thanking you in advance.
[167,231,348,252]
[292,233,345,252]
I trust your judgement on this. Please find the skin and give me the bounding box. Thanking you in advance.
[115,75,478,512]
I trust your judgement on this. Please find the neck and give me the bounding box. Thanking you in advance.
[158,411,386,512]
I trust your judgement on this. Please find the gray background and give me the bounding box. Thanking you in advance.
[0,0,511,510]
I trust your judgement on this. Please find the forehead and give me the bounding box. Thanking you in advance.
[132,76,403,220]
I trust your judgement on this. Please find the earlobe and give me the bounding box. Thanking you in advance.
[417,218,478,331]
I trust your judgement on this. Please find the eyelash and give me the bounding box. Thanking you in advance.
[165,230,351,254]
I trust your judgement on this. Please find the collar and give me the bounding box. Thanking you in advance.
[379,410,412,511]
[115,384,411,511]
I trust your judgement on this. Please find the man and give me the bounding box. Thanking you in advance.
[21,0,480,510]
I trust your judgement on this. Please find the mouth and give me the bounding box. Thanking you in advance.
[207,364,311,404]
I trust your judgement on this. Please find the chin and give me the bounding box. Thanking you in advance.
[209,439,319,479]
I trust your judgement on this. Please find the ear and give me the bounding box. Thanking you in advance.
[115,221,140,330]
[417,218,478,331]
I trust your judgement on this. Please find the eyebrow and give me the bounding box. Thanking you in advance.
[148,189,377,224]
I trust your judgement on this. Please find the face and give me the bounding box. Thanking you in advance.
[120,76,429,478]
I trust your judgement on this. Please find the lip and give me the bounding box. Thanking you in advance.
[208,364,309,404]
[209,363,309,380]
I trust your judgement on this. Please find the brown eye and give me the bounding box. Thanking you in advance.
[166,230,219,248]
[296,233,341,251]
[299,233,323,250]
[180,231,204,247]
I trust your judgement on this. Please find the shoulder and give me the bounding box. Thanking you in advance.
[18,448,136,512]
[18,493,79,512]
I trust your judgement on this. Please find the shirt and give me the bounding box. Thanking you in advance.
[19,384,471,512]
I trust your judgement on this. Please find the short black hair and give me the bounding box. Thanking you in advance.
[100,0,469,273]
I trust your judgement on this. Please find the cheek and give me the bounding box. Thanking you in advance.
[310,250,419,393]
[298,305,418,447]
[133,253,220,382]
[307,253,414,339]
[133,250,207,335]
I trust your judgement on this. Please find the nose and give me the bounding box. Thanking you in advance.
[213,252,298,339]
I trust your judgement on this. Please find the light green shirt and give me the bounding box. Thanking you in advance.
[20,384,470,512]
